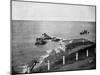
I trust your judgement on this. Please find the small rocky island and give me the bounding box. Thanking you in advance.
[35,33,61,45]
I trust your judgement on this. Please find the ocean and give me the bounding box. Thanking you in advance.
[11,20,96,67]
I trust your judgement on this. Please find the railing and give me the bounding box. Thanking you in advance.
[47,49,89,71]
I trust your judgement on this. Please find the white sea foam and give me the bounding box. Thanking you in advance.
[40,54,49,59]
[21,64,28,73]
[69,40,73,43]
[46,50,52,54]
[54,48,60,53]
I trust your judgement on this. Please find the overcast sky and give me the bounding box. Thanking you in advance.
[12,1,96,21]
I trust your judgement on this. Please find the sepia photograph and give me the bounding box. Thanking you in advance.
[11,0,96,74]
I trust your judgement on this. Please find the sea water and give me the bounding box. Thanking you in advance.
[11,20,96,67]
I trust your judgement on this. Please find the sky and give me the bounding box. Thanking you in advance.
[12,1,96,21]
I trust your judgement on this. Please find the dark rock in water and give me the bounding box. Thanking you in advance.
[51,37,61,42]
[35,38,47,45]
[80,30,89,35]
[35,33,62,45]
[42,33,52,40]
[35,40,47,45]
[35,33,53,45]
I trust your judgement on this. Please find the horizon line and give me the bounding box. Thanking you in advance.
[11,19,96,22]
